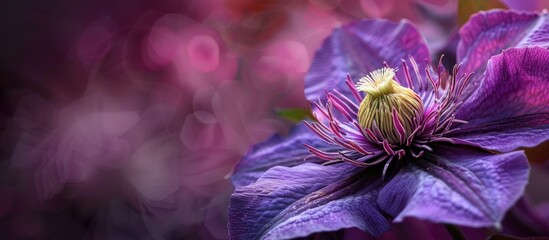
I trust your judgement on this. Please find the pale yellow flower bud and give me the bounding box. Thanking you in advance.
[356,68,423,145]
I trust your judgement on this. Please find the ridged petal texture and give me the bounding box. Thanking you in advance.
[378,145,529,227]
[457,10,549,98]
[305,19,430,102]
[229,163,389,240]
[453,47,549,152]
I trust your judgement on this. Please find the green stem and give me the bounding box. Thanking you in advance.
[444,224,468,240]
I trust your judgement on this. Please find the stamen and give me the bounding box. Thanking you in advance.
[356,67,424,145]
[346,74,362,102]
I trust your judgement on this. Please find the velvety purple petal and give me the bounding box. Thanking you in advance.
[305,19,430,102]
[229,163,390,240]
[378,145,529,228]
[452,47,549,152]
[458,10,549,97]
[231,123,335,187]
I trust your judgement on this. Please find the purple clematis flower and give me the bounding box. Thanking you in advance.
[229,10,549,240]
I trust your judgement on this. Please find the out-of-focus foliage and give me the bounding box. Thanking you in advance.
[458,0,507,25]
[275,108,314,123]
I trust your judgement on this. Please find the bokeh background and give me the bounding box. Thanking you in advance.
[0,0,548,239]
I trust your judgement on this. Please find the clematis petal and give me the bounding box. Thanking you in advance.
[452,47,549,152]
[458,10,549,98]
[378,145,529,228]
[229,163,390,240]
[305,19,430,102]
[231,123,336,187]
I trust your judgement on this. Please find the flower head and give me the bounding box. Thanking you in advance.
[303,59,473,181]
[229,10,549,240]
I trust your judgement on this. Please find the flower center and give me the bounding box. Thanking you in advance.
[356,68,423,145]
